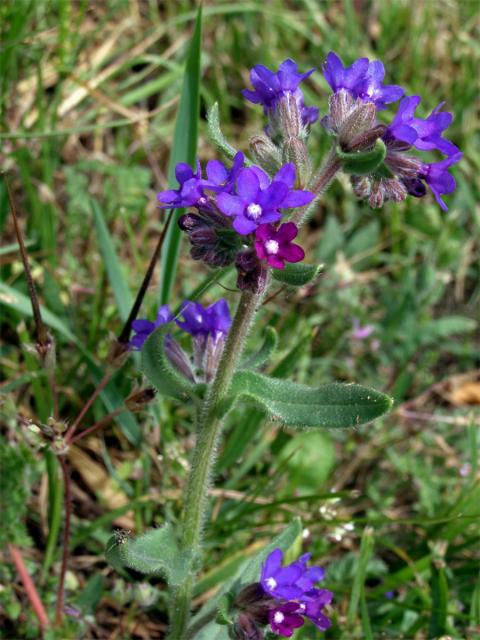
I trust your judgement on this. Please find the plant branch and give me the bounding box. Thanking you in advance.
[55,456,72,626]
[8,544,49,630]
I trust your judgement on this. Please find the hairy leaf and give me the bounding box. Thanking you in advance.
[241,326,278,369]
[142,325,195,399]
[272,262,323,287]
[222,371,393,428]
[338,139,387,175]
[105,524,189,584]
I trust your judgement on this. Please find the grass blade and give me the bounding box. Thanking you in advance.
[91,198,133,323]
[159,6,202,304]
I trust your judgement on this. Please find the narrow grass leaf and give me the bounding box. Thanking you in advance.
[347,526,375,627]
[91,198,132,323]
[159,7,202,304]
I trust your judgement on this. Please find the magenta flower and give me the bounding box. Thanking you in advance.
[351,319,375,340]
[269,602,304,637]
[254,223,305,269]
[217,164,314,235]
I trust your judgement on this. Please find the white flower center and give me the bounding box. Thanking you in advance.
[266,577,277,590]
[273,611,285,624]
[246,203,262,220]
[299,603,306,611]
[264,239,279,254]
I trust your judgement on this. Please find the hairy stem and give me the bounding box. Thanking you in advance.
[167,288,263,639]
[293,146,341,227]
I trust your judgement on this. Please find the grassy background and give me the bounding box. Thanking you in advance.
[1,0,479,638]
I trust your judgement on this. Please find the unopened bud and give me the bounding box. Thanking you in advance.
[164,335,195,382]
[382,178,407,203]
[351,176,372,199]
[125,387,156,411]
[402,176,427,197]
[231,613,264,640]
[339,103,377,150]
[328,89,356,132]
[249,134,282,174]
[277,93,302,139]
[348,124,387,152]
[369,180,384,208]
[108,337,130,367]
[282,137,312,186]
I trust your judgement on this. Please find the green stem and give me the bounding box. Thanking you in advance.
[167,288,263,640]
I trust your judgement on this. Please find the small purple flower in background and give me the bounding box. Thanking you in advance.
[323,52,404,110]
[350,319,375,340]
[243,59,319,128]
[385,590,396,600]
[130,304,173,350]
[254,222,305,270]
[217,163,314,235]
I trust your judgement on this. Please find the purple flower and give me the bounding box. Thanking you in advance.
[217,164,314,235]
[254,223,304,270]
[323,52,403,109]
[176,299,231,342]
[420,152,462,211]
[351,319,375,340]
[387,96,459,156]
[261,548,325,601]
[157,160,205,209]
[204,151,245,194]
[268,602,304,637]
[243,59,319,127]
[157,153,245,209]
[129,305,174,350]
[298,589,333,631]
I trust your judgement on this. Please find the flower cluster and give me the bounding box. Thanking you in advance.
[158,155,313,292]
[155,53,461,291]
[234,548,332,638]
[130,299,231,382]
[320,52,461,210]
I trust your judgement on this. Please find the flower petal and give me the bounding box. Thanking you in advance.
[236,168,260,200]
[216,193,245,217]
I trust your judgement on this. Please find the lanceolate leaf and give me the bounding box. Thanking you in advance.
[241,326,278,369]
[159,7,202,305]
[105,524,190,585]
[142,325,195,399]
[272,262,323,287]
[206,102,252,164]
[221,370,393,428]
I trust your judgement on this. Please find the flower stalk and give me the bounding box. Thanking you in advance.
[168,286,265,639]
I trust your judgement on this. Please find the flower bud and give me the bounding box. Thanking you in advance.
[282,137,312,186]
[231,613,264,640]
[125,387,156,411]
[277,93,303,139]
[249,134,283,174]
[164,335,195,382]
[235,249,267,293]
[338,103,377,150]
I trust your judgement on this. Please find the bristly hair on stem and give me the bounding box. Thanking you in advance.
[55,456,72,626]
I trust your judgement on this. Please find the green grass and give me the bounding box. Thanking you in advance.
[1,0,479,638]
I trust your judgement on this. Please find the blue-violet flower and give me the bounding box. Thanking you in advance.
[323,51,404,109]
[130,304,173,350]
[217,163,314,235]
[243,59,319,128]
